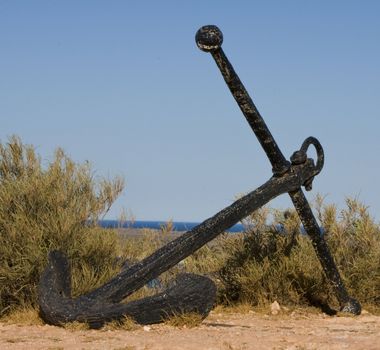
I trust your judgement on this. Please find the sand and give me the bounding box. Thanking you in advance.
[1,310,379,350]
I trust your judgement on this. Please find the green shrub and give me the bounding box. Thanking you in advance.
[217,197,380,310]
[0,136,124,314]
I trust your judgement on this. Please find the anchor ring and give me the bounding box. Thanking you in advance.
[300,136,324,175]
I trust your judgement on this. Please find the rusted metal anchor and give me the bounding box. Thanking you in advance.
[38,26,360,329]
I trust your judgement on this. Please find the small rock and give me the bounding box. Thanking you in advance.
[361,309,370,315]
[270,301,281,315]
[143,326,151,332]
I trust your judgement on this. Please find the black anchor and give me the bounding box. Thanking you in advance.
[38,25,360,329]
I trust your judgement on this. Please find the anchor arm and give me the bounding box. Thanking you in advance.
[84,158,318,303]
[196,25,360,314]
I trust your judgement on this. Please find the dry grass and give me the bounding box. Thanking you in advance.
[165,312,204,328]
[102,316,140,331]
[1,306,43,325]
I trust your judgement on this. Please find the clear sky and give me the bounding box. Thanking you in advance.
[1,1,380,222]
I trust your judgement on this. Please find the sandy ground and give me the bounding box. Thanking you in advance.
[0,310,379,350]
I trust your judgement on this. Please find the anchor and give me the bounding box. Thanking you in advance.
[38,25,361,329]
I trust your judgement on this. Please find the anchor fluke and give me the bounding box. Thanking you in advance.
[38,251,216,329]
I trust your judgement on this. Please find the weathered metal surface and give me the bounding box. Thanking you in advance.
[39,251,216,328]
[38,25,360,329]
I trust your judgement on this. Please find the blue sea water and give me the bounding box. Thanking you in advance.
[99,220,318,235]
[100,220,245,232]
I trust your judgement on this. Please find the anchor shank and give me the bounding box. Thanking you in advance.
[210,48,290,175]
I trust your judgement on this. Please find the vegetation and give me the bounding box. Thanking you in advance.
[217,197,380,311]
[1,306,43,326]
[0,136,124,315]
[0,136,379,327]
[164,312,204,328]
[101,316,139,331]
[118,197,379,314]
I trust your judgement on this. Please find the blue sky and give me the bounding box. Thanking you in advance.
[1,1,379,222]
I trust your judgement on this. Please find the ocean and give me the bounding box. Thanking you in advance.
[100,220,245,233]
[99,220,315,235]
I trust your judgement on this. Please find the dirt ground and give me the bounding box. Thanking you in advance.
[0,310,379,350]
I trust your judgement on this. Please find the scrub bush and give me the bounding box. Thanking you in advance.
[217,197,380,311]
[0,136,124,315]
